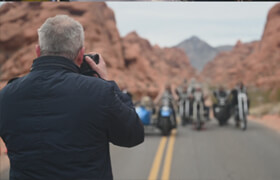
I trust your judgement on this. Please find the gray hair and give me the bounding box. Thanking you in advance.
[38,15,84,61]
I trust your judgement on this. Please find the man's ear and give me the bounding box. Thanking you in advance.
[36,45,41,57]
[75,47,85,67]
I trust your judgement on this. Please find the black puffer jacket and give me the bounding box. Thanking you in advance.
[0,56,144,180]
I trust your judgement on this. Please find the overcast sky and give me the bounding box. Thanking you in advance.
[107,2,278,47]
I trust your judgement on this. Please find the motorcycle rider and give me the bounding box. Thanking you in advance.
[187,78,196,96]
[214,86,228,99]
[192,84,205,127]
[175,79,188,99]
[187,79,196,117]
[176,80,192,125]
[175,79,189,104]
[154,82,177,128]
[137,96,155,125]
[213,86,229,108]
[230,82,250,127]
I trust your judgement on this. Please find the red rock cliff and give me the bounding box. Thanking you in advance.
[202,3,280,92]
[201,40,259,88]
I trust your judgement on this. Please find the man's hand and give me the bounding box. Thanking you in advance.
[85,52,108,80]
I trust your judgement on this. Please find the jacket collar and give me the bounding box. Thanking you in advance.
[31,56,80,73]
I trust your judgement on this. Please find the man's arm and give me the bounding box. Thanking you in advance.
[105,82,144,147]
[85,53,144,147]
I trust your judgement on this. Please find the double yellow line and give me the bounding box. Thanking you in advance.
[148,130,177,180]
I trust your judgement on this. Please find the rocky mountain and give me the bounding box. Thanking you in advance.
[201,40,259,87]
[201,3,280,98]
[175,36,233,71]
[0,2,196,99]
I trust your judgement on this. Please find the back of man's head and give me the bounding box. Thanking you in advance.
[38,15,84,61]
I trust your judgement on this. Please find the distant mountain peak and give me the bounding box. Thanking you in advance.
[175,36,233,71]
[189,35,200,41]
[182,36,206,45]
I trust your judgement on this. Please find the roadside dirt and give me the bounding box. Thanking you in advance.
[249,115,280,133]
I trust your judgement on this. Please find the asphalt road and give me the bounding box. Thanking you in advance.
[111,119,280,180]
[1,119,280,180]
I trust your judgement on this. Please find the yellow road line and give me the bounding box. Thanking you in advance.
[161,130,177,180]
[148,136,168,180]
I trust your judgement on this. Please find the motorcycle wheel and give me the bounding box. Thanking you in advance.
[218,119,223,126]
[161,117,171,136]
[182,116,190,126]
[240,113,247,131]
[196,117,202,131]
[181,116,186,126]
[218,114,226,126]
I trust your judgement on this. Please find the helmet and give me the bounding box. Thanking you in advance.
[140,96,152,107]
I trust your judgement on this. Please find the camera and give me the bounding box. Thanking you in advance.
[80,54,100,76]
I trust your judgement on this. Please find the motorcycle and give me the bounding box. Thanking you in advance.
[179,94,192,126]
[193,100,204,130]
[236,91,249,131]
[158,98,176,136]
[213,92,231,126]
[136,98,175,136]
[192,90,205,131]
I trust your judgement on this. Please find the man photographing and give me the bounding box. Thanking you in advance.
[0,15,144,179]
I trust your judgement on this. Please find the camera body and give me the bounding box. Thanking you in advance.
[80,54,100,76]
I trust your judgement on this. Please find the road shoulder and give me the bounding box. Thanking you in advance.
[249,115,280,133]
